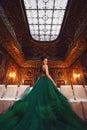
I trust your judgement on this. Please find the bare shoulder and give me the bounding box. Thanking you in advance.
[43,64,48,68]
[43,65,48,70]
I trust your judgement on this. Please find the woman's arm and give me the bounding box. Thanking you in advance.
[43,65,56,86]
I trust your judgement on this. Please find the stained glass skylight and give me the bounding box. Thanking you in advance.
[23,0,68,41]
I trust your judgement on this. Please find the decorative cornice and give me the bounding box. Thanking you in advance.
[0,4,22,51]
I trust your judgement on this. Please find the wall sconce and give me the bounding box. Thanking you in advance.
[9,72,16,84]
[73,73,80,80]
[65,80,67,84]
[9,72,16,79]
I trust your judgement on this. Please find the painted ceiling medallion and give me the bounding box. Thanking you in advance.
[42,28,48,32]
[43,15,48,21]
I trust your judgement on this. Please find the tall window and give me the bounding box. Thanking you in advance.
[23,0,68,41]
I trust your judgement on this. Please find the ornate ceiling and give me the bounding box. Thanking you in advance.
[0,0,87,68]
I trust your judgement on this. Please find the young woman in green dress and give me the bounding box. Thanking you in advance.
[0,56,87,130]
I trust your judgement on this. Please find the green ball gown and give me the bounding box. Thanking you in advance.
[0,70,87,129]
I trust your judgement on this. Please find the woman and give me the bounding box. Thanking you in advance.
[40,56,56,86]
[0,56,87,130]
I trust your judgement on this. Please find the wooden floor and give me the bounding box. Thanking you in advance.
[0,84,87,121]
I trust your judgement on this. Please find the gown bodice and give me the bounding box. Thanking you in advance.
[40,65,46,76]
[40,65,50,75]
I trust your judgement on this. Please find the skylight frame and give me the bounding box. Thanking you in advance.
[23,0,68,42]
